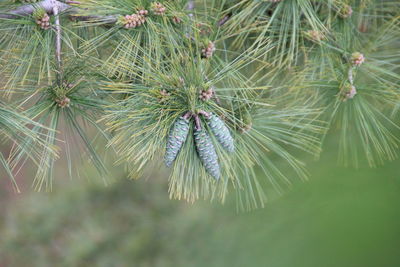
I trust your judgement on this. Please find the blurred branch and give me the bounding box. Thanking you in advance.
[0,0,118,24]
[53,3,62,79]
[0,0,71,19]
[348,67,354,85]
[69,14,118,24]
[187,0,194,18]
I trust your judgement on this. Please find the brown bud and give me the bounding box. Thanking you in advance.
[56,96,71,108]
[350,52,365,66]
[172,16,182,24]
[151,2,166,15]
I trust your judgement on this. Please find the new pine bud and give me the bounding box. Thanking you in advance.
[199,88,213,101]
[351,52,365,66]
[34,10,51,30]
[201,41,216,59]
[55,96,71,108]
[151,2,166,16]
[339,4,353,18]
[305,30,324,42]
[341,83,357,101]
[121,10,147,29]
[137,9,149,16]
[172,16,182,24]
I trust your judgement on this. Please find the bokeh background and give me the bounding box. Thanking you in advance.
[1,130,400,267]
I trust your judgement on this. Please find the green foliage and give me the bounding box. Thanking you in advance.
[0,101,54,191]
[0,0,398,209]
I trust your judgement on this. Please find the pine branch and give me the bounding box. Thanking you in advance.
[0,0,71,19]
[0,0,398,208]
[0,0,118,24]
[53,2,62,81]
[348,67,354,85]
[187,0,195,11]
[187,0,195,19]
[69,14,118,24]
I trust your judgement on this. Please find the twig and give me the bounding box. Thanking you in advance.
[53,1,62,80]
[69,14,118,24]
[183,1,195,56]
[194,114,202,130]
[0,0,117,24]
[187,0,195,13]
[182,112,192,120]
[198,110,210,119]
[0,0,71,19]
[348,66,354,85]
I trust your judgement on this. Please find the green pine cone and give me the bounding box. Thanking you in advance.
[164,117,190,167]
[207,113,234,153]
[194,128,220,180]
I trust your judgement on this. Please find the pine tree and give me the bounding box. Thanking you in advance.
[0,0,399,209]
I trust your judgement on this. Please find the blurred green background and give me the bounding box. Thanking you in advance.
[1,131,400,267]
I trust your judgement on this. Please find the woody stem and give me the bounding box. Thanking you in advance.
[182,112,192,120]
[348,67,354,85]
[0,0,118,24]
[198,110,210,119]
[0,0,71,19]
[53,1,63,83]
[194,114,202,130]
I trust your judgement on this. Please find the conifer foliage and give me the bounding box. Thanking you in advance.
[0,0,399,209]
